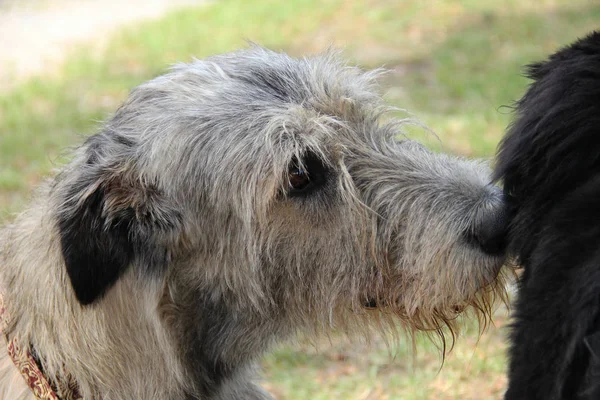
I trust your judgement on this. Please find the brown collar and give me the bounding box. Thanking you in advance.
[0,292,82,400]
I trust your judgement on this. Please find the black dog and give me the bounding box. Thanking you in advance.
[494,31,600,400]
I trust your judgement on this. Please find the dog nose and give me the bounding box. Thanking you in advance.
[471,185,509,255]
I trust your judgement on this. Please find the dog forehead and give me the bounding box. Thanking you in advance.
[123,47,391,184]
[166,47,382,122]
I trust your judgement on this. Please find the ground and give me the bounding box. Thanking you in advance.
[1,0,598,398]
[0,0,206,87]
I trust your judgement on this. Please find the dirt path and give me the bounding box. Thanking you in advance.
[0,0,207,88]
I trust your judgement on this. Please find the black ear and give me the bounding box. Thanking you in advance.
[58,183,132,305]
[58,173,182,305]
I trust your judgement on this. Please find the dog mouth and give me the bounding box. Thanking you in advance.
[363,296,465,312]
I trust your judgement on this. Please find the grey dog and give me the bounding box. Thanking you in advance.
[0,47,508,399]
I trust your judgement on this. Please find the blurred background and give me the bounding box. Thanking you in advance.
[0,0,597,398]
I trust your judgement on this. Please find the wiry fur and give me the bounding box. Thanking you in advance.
[495,31,600,400]
[1,47,508,399]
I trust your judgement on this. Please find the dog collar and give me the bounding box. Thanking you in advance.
[0,292,82,400]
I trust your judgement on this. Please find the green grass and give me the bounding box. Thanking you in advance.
[0,0,598,397]
[262,310,510,399]
[263,307,507,400]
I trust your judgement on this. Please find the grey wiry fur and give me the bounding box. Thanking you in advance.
[0,47,508,399]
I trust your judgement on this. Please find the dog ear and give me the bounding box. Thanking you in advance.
[57,167,182,305]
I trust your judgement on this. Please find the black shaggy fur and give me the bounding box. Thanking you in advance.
[494,31,600,400]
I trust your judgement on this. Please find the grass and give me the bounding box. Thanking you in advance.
[262,309,510,400]
[1,0,598,398]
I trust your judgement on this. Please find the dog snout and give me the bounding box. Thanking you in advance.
[471,185,509,255]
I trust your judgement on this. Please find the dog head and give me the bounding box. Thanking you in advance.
[54,47,507,337]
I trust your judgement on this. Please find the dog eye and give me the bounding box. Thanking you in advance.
[287,152,328,197]
[289,164,311,192]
